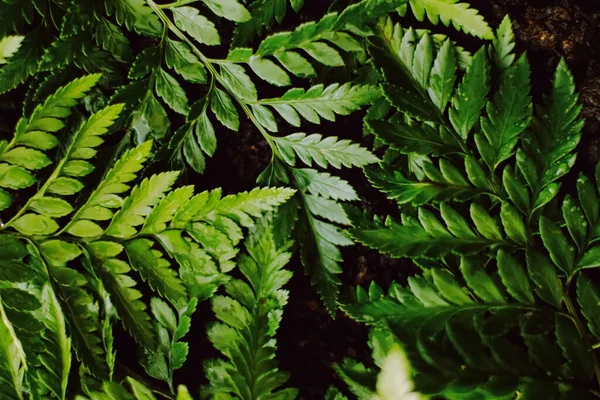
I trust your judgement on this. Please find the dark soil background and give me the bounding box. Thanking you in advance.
[178,0,600,398]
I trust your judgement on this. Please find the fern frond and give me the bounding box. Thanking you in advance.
[477,54,532,170]
[0,27,47,95]
[106,171,179,238]
[211,187,296,228]
[38,284,71,399]
[520,59,584,212]
[292,168,358,201]
[253,83,380,128]
[125,239,187,306]
[364,158,489,206]
[341,260,595,398]
[0,299,26,399]
[107,0,163,37]
[203,216,297,399]
[274,133,378,169]
[347,202,521,258]
[408,0,493,39]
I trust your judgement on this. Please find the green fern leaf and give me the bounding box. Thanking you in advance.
[39,284,71,399]
[210,88,240,131]
[0,35,24,64]
[292,168,358,201]
[203,217,297,399]
[125,239,187,305]
[96,258,154,348]
[165,39,207,84]
[49,264,108,379]
[367,115,462,156]
[477,55,532,170]
[448,48,490,140]
[66,140,148,236]
[171,6,220,46]
[106,171,179,238]
[0,299,26,399]
[408,0,493,39]
[348,203,514,258]
[491,16,516,72]
[211,187,296,228]
[255,83,380,128]
[95,18,132,63]
[0,27,47,95]
[427,39,457,112]
[273,133,378,169]
[520,59,583,212]
[364,160,483,206]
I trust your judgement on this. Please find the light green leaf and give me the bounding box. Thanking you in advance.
[292,168,358,201]
[172,6,220,46]
[252,104,278,132]
[249,56,291,87]
[150,298,177,333]
[0,299,25,399]
[492,15,515,72]
[107,172,180,238]
[300,42,344,67]
[47,177,85,195]
[273,133,378,169]
[12,214,59,235]
[0,36,24,64]
[408,0,493,39]
[220,64,257,101]
[30,197,73,218]
[40,240,82,266]
[142,186,195,234]
[275,51,316,78]
[67,220,104,238]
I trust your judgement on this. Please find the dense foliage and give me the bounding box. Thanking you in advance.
[0,0,597,399]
